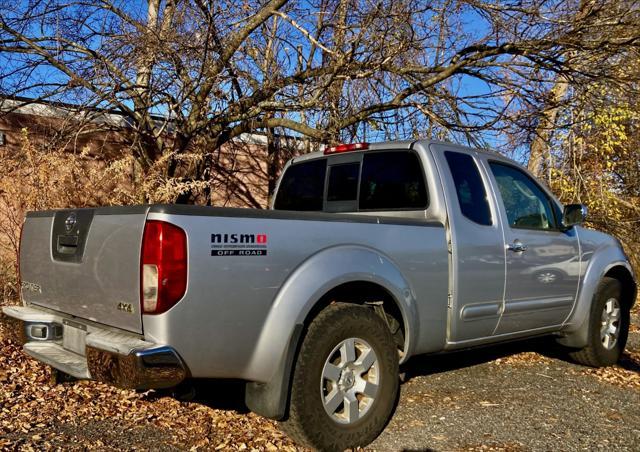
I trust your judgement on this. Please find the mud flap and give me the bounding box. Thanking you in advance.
[244,324,303,420]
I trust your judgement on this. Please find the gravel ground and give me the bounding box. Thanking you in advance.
[1,310,638,451]
[370,310,640,451]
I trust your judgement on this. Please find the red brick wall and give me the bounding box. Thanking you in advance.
[0,110,272,208]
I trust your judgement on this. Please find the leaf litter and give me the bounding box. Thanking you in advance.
[1,299,638,450]
[0,318,301,451]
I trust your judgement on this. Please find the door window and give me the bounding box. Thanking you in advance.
[489,162,557,230]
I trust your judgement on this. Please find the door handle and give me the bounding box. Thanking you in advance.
[507,240,527,253]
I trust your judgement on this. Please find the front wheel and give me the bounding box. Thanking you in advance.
[280,303,399,451]
[569,277,630,367]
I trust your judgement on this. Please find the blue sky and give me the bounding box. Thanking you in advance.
[1,1,526,160]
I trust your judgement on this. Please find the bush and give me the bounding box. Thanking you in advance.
[0,129,137,305]
[549,104,640,275]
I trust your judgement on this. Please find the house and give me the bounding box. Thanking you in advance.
[0,97,314,208]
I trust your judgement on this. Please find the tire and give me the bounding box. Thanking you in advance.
[569,277,630,367]
[279,303,399,451]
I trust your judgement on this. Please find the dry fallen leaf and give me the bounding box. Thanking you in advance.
[0,315,304,451]
[579,351,640,390]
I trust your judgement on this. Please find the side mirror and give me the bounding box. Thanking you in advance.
[562,204,587,228]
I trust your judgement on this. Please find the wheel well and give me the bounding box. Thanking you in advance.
[303,281,407,356]
[245,282,408,421]
[605,266,637,310]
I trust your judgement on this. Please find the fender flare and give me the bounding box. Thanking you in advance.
[558,242,635,348]
[244,244,418,419]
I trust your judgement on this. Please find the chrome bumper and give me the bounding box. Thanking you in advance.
[86,344,186,389]
[2,305,187,390]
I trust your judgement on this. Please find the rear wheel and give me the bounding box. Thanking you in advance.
[569,277,630,367]
[280,303,399,451]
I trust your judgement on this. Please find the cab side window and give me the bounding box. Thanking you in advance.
[444,151,492,226]
[489,162,557,230]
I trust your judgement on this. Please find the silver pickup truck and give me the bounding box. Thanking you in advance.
[3,139,636,450]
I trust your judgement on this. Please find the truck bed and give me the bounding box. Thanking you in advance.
[20,205,446,346]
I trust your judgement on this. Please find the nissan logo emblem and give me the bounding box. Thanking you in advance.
[64,213,77,232]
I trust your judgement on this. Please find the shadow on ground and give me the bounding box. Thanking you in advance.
[618,351,640,372]
[151,336,583,414]
[150,335,640,416]
[400,336,568,383]
[147,379,250,413]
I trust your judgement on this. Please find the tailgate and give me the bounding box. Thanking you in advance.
[19,206,149,334]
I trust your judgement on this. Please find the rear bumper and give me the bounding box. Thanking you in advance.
[2,305,187,390]
[86,344,186,389]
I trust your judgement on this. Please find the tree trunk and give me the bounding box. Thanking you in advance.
[264,16,280,203]
[266,125,279,202]
[325,0,349,144]
[527,0,592,178]
[527,78,569,178]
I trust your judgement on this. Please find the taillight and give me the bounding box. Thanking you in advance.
[141,220,187,314]
[324,142,369,155]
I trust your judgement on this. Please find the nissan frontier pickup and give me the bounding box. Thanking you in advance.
[3,139,636,450]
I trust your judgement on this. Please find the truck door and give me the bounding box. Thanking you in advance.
[433,146,506,342]
[487,161,579,333]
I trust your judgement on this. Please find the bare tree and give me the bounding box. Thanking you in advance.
[1,0,639,202]
[525,0,640,177]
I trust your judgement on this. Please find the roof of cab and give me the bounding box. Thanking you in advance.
[288,138,507,165]
[289,139,415,164]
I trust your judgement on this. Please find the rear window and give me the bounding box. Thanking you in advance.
[273,159,327,211]
[327,163,360,202]
[359,152,427,210]
[274,150,429,212]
